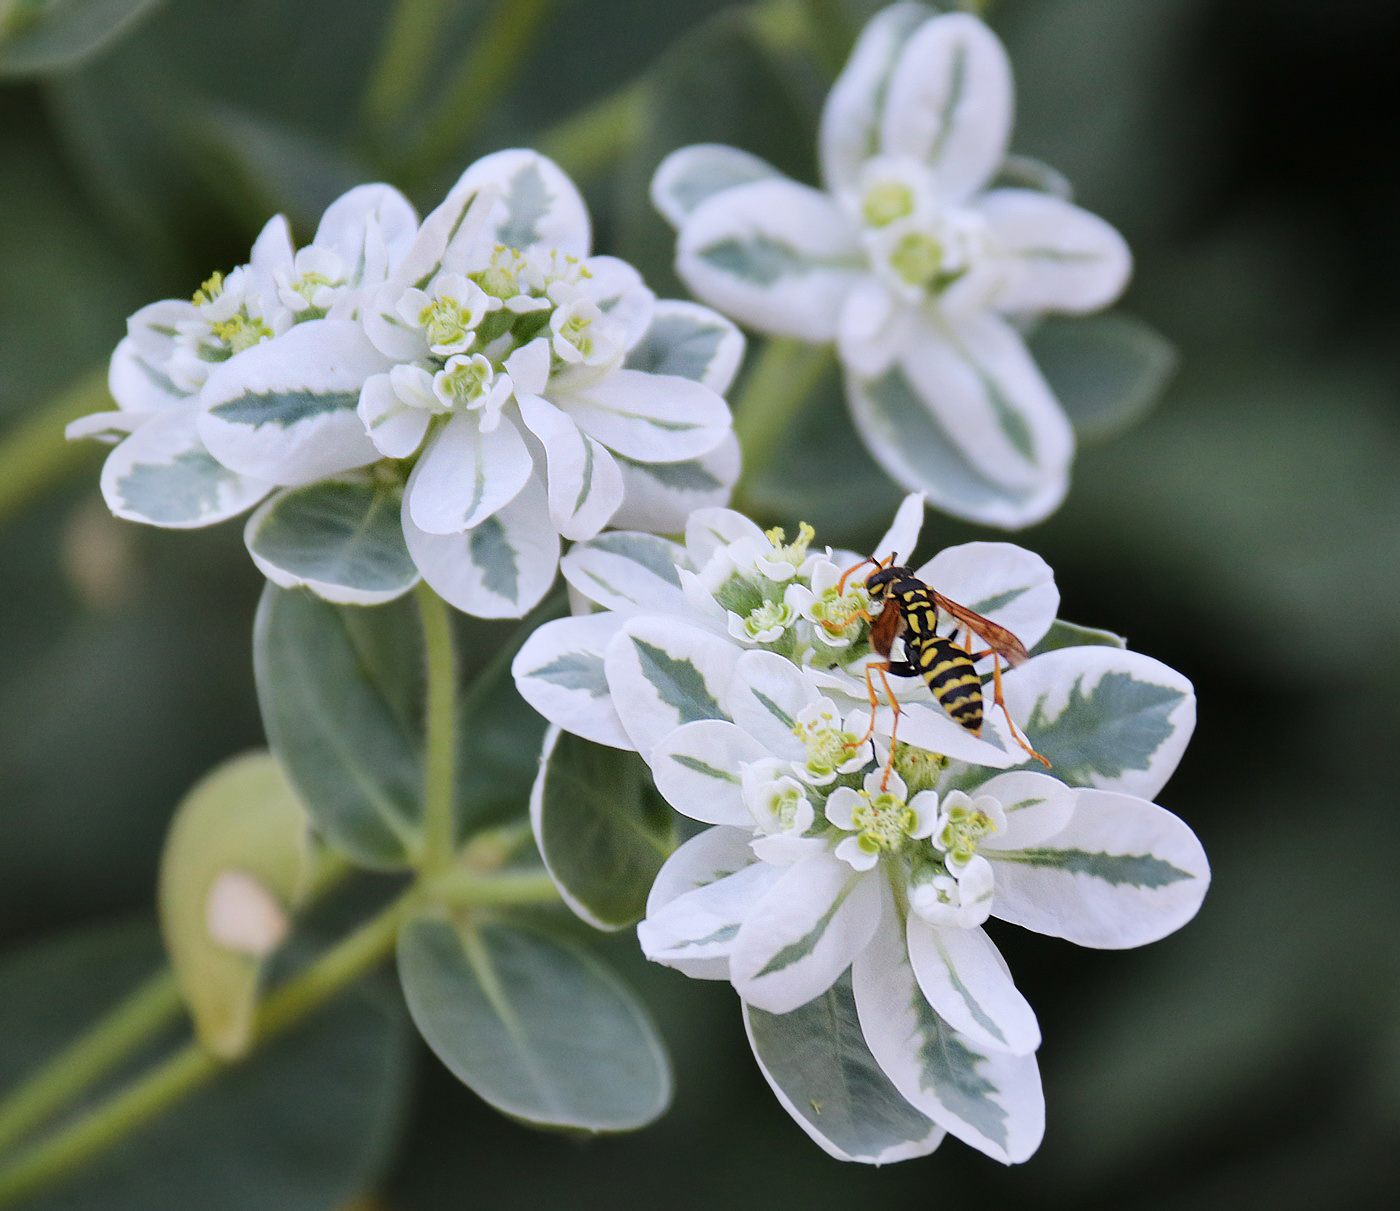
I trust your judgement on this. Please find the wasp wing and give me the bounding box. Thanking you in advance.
[930,592,1031,666]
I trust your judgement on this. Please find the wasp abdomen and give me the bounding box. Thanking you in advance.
[914,637,983,734]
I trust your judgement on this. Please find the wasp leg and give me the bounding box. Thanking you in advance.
[872,662,907,791]
[972,651,1050,768]
[820,606,874,638]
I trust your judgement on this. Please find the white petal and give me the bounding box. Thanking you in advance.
[447,148,590,256]
[650,720,766,826]
[684,505,768,569]
[358,374,432,458]
[915,540,1058,651]
[730,853,881,1013]
[314,183,419,290]
[639,858,779,975]
[975,770,1077,850]
[101,410,271,529]
[403,473,558,618]
[511,612,631,749]
[108,332,187,415]
[652,143,784,227]
[726,650,819,762]
[871,491,926,566]
[560,531,689,616]
[504,337,551,397]
[837,278,914,378]
[675,178,864,341]
[991,789,1209,948]
[819,1,931,197]
[879,12,1013,204]
[999,646,1195,799]
[603,617,740,755]
[906,917,1040,1055]
[515,394,624,542]
[551,367,730,464]
[608,431,742,535]
[976,189,1132,315]
[198,319,387,486]
[646,825,762,980]
[407,412,532,534]
[851,913,1044,1163]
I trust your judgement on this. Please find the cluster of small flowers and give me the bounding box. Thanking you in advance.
[70,151,741,617]
[514,495,1206,1163]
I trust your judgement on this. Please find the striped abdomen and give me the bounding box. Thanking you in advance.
[912,635,983,735]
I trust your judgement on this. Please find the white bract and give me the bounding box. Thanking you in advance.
[652,4,1132,527]
[71,151,743,617]
[513,496,1207,1164]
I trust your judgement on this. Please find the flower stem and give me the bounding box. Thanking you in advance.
[0,368,108,528]
[395,0,560,187]
[731,338,836,514]
[0,971,183,1157]
[360,0,456,145]
[415,583,459,875]
[0,868,561,1207]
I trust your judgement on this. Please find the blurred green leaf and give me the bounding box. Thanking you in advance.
[1030,312,1179,444]
[530,728,673,931]
[0,919,411,1210]
[397,915,672,1131]
[1030,619,1128,657]
[253,587,423,869]
[158,751,312,1058]
[0,0,166,77]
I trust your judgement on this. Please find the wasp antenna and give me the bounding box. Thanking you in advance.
[838,556,876,595]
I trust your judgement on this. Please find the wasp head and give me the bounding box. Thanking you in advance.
[864,563,912,600]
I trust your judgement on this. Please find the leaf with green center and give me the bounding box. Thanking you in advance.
[744,972,944,1164]
[245,476,419,606]
[253,585,423,869]
[1029,619,1127,657]
[530,727,674,930]
[397,917,672,1131]
[158,751,311,1058]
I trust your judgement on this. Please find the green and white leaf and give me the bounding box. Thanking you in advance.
[560,529,687,615]
[1004,645,1195,800]
[624,299,745,393]
[530,727,675,930]
[449,148,590,257]
[651,143,784,227]
[197,319,385,486]
[245,475,419,606]
[254,585,423,869]
[510,612,631,750]
[1028,311,1178,444]
[158,751,311,1058]
[603,616,740,755]
[1029,619,1127,657]
[101,410,272,528]
[851,916,1044,1163]
[397,916,671,1131]
[990,789,1210,948]
[743,972,945,1164]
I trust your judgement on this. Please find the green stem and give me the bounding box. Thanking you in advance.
[396,0,559,186]
[536,79,648,186]
[415,583,459,874]
[361,0,455,144]
[0,368,108,528]
[730,338,835,512]
[0,971,183,1157]
[0,868,560,1208]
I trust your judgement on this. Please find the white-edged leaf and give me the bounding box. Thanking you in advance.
[245,476,418,606]
[916,540,1059,651]
[553,367,731,463]
[608,432,741,535]
[447,148,590,256]
[744,971,945,1164]
[198,319,386,486]
[1029,619,1126,657]
[403,474,559,619]
[529,727,674,930]
[990,789,1210,948]
[398,917,671,1130]
[676,177,863,342]
[515,395,624,542]
[649,719,766,826]
[651,143,784,227]
[638,859,778,974]
[511,612,632,750]
[101,409,271,528]
[623,299,746,394]
[560,529,687,615]
[406,412,533,535]
[603,617,739,754]
[725,650,817,764]
[852,916,1044,1163]
[1001,646,1195,799]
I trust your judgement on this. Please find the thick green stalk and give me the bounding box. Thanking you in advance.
[0,369,108,527]
[731,338,835,512]
[0,971,183,1157]
[415,583,460,874]
[361,0,456,143]
[395,0,559,186]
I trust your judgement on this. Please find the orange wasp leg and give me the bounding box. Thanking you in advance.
[970,648,1050,769]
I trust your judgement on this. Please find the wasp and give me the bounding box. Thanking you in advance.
[828,556,1049,784]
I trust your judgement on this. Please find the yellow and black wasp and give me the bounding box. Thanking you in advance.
[830,556,1049,783]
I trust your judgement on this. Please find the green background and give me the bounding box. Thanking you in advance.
[2,0,1398,1206]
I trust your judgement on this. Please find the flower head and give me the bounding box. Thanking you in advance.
[652,5,1133,528]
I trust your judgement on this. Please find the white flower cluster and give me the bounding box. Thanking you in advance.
[70,151,742,618]
[653,4,1131,528]
[514,496,1207,1164]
